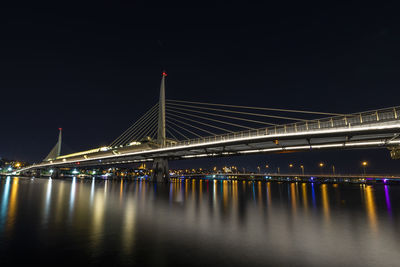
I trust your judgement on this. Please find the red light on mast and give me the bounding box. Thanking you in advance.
[162,71,167,77]
[59,128,62,131]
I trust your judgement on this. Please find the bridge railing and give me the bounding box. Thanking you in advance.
[165,106,400,148]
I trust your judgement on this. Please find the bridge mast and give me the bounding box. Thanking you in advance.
[157,71,167,147]
[56,128,62,156]
[151,71,170,182]
[43,128,62,161]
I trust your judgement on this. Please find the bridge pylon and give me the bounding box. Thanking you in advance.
[151,71,170,182]
[43,128,62,162]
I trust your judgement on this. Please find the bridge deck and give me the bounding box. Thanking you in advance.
[17,106,400,172]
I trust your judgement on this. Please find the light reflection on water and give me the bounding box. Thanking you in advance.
[0,177,399,266]
[0,177,11,229]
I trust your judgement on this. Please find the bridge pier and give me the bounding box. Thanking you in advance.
[150,158,170,182]
[50,168,61,179]
[34,168,42,178]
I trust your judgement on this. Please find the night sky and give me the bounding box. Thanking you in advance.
[1,3,399,173]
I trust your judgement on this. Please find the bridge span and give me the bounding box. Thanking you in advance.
[16,72,400,181]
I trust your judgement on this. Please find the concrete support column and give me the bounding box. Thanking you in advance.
[50,168,61,179]
[150,158,169,182]
[34,168,42,178]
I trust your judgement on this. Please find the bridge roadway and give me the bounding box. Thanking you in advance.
[17,106,400,173]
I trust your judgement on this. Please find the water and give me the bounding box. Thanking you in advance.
[0,176,399,266]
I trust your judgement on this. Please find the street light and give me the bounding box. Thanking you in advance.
[319,162,324,174]
[257,166,261,173]
[332,165,336,175]
[300,165,304,175]
[362,161,368,176]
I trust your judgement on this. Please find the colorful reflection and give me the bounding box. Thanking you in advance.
[0,177,398,266]
[43,178,52,224]
[266,182,271,207]
[223,180,228,210]
[364,185,377,232]
[301,183,308,213]
[290,183,297,215]
[69,177,77,216]
[122,197,136,254]
[120,179,124,202]
[384,185,392,216]
[91,183,106,252]
[311,183,316,208]
[321,184,330,222]
[55,181,65,223]
[0,177,11,231]
[6,178,19,232]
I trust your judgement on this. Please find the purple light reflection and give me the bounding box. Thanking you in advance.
[384,185,392,215]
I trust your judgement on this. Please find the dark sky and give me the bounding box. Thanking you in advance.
[1,3,399,172]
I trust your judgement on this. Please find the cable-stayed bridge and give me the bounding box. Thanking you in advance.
[18,72,400,181]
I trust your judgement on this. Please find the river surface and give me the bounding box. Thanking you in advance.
[0,176,399,266]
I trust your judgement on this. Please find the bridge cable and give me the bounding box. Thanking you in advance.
[126,114,158,144]
[167,108,255,130]
[166,115,217,136]
[166,125,190,140]
[167,99,342,116]
[166,119,203,138]
[115,106,159,146]
[166,117,214,137]
[166,128,179,141]
[110,103,158,147]
[136,119,158,141]
[167,102,309,122]
[110,104,158,147]
[167,105,277,126]
[117,105,159,146]
[167,112,233,134]
[149,124,159,140]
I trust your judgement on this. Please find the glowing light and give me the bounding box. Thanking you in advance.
[0,177,11,225]
[384,185,392,214]
[128,141,141,146]
[364,185,377,232]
